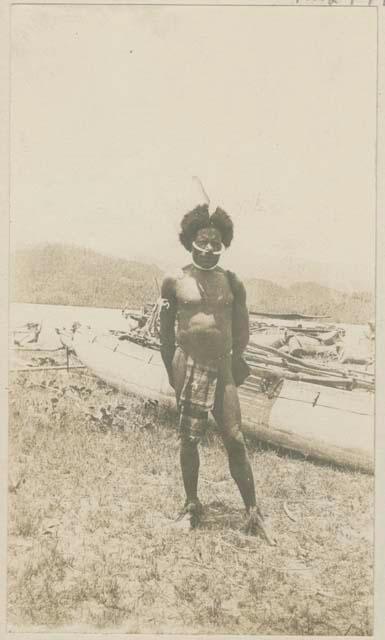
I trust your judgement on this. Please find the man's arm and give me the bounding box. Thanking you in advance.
[231,273,250,355]
[159,274,177,386]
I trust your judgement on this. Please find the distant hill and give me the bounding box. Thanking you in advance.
[11,244,374,324]
[11,244,162,310]
[245,278,373,324]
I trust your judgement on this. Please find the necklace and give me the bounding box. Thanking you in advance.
[192,258,218,271]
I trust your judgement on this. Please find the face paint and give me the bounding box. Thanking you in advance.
[192,227,223,270]
[192,241,223,256]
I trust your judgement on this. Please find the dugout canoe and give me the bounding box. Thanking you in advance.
[64,328,374,474]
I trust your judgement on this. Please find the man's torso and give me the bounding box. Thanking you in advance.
[174,265,234,362]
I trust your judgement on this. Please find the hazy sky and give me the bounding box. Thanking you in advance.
[10,5,377,291]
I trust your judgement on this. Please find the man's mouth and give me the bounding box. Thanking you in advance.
[198,254,216,264]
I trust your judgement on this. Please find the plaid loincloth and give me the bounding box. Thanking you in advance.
[179,356,218,440]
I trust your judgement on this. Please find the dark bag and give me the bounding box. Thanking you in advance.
[226,270,251,387]
[231,353,251,387]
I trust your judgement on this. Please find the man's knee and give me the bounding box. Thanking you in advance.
[180,432,201,448]
[223,425,246,455]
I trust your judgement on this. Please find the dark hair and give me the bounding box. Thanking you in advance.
[179,204,234,251]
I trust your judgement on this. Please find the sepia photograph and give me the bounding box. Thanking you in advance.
[4,2,381,636]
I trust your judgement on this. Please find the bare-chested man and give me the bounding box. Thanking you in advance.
[160,205,274,542]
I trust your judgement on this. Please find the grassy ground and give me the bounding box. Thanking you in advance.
[7,365,374,635]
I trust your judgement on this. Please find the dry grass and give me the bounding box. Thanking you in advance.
[7,368,374,634]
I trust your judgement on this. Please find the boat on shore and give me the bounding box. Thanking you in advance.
[57,323,374,475]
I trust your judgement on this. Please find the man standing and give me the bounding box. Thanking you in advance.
[160,204,274,543]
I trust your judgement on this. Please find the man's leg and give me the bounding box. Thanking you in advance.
[224,428,257,510]
[212,370,276,544]
[172,348,202,520]
[180,434,200,503]
[213,377,257,510]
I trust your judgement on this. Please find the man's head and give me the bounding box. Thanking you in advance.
[179,204,234,270]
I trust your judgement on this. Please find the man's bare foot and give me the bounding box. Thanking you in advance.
[244,506,277,546]
[176,499,203,529]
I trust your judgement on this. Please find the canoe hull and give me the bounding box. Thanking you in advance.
[71,330,374,474]
[268,379,373,472]
[73,331,175,404]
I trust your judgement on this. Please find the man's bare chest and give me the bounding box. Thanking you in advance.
[175,271,234,309]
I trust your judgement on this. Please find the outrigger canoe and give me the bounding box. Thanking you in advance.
[60,327,374,474]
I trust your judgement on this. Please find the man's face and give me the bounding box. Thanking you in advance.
[192,227,223,270]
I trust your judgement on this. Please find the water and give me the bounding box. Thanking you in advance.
[10,302,135,349]
[9,302,372,354]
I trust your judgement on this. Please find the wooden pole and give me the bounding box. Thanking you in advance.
[11,346,65,353]
[10,365,86,373]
